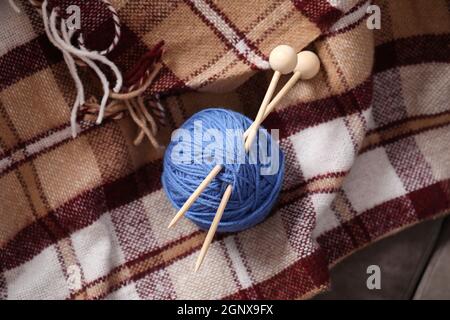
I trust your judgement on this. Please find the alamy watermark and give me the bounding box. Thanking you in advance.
[30,2,382,31]
[366,5,381,30]
[169,121,281,175]
[366,265,381,290]
[65,5,81,30]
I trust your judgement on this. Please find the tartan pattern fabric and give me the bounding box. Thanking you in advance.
[0,0,449,299]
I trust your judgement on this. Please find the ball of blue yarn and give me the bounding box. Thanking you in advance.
[162,108,284,233]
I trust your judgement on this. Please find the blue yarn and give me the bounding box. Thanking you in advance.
[162,108,284,233]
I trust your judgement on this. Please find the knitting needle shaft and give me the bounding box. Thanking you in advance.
[262,72,302,121]
[244,71,281,150]
[193,124,259,269]
[168,46,297,229]
[174,51,316,228]
[194,184,233,272]
[193,72,282,270]
[192,50,320,271]
[9,0,21,13]
[169,72,281,227]
[168,164,222,228]
[243,71,302,140]
[195,54,307,268]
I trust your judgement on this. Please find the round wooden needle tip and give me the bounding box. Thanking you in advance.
[269,45,298,75]
[295,51,321,80]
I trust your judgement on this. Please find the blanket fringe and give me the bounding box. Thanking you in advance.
[12,0,166,149]
[8,0,22,13]
[81,46,166,150]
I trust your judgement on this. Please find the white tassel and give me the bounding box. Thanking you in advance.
[42,0,84,137]
[8,0,21,13]
[63,52,84,137]
[77,0,121,56]
[59,22,110,125]
[48,9,122,125]
[48,10,122,93]
[41,0,124,135]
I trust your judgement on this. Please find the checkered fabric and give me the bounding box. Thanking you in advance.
[0,0,449,299]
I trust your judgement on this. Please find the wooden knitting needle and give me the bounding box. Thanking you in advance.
[194,184,232,272]
[244,45,298,150]
[168,164,223,228]
[168,45,297,229]
[193,46,300,271]
[194,51,321,271]
[244,51,321,142]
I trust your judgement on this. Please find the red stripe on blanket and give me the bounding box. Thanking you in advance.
[375,34,450,73]
[292,0,343,32]
[0,160,163,271]
[0,35,61,91]
[182,0,266,70]
[205,0,267,61]
[225,248,329,299]
[264,78,373,139]
[317,180,450,264]
[0,25,185,96]
[69,230,206,300]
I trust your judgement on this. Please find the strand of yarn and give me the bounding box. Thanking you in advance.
[8,0,21,13]
[153,94,167,126]
[162,108,284,233]
[60,22,110,131]
[41,0,123,136]
[77,0,121,55]
[41,0,86,137]
[16,0,164,147]
[81,62,165,149]
[47,7,123,93]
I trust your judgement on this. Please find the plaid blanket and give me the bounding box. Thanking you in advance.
[0,0,449,300]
